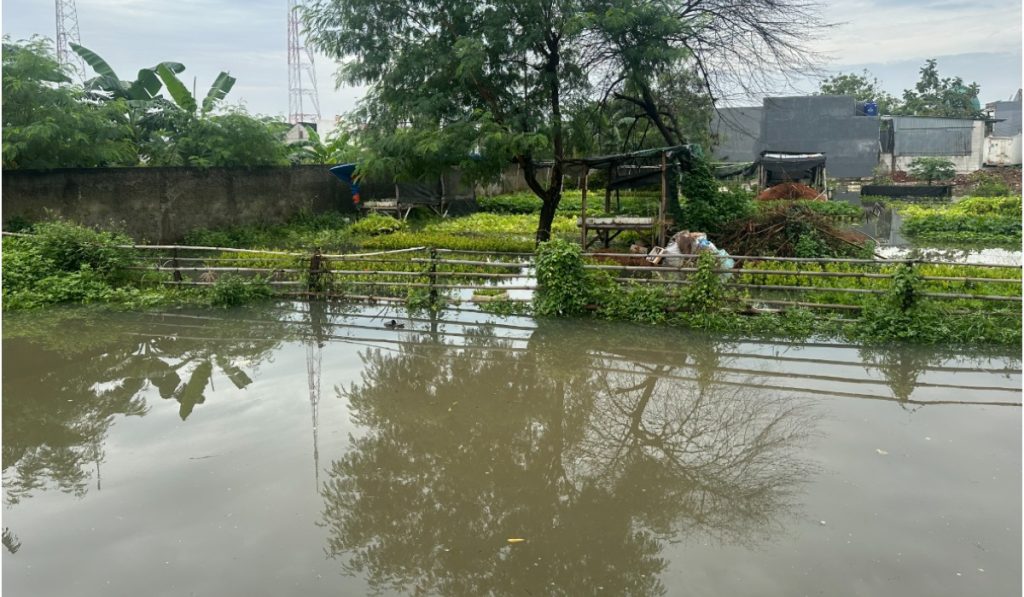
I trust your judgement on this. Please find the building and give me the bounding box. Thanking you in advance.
[880,116,987,173]
[712,94,1021,177]
[983,97,1022,166]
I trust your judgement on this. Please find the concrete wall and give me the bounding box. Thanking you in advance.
[984,134,1023,166]
[2,165,354,242]
[761,96,880,179]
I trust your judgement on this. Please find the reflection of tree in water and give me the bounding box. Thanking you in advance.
[320,322,814,595]
[2,306,294,505]
[859,346,934,407]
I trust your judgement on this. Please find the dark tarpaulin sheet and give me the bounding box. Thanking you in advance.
[861,185,952,198]
[761,154,825,183]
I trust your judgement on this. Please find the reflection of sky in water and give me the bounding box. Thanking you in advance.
[2,304,1020,597]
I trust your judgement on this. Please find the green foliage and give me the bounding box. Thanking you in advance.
[897,196,1022,246]
[362,213,576,252]
[907,157,956,185]
[71,42,184,102]
[681,252,727,313]
[2,36,137,169]
[679,161,754,233]
[970,172,1012,197]
[601,283,671,324]
[144,108,290,167]
[289,126,360,165]
[1,221,136,309]
[208,274,274,307]
[818,70,900,114]
[477,189,662,217]
[183,211,355,251]
[534,239,590,317]
[349,214,408,236]
[898,59,982,119]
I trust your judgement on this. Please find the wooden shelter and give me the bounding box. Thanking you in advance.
[557,145,692,248]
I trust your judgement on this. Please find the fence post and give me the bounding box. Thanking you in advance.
[171,247,182,282]
[308,248,323,294]
[428,247,438,308]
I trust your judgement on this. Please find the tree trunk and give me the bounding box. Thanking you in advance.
[536,187,561,243]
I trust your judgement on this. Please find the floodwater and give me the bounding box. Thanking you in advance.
[3,303,1021,597]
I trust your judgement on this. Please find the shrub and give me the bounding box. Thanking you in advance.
[534,239,590,316]
[680,161,754,234]
[680,252,727,313]
[349,213,407,236]
[208,274,274,307]
[907,157,955,185]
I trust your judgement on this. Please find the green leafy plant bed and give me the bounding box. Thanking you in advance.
[477,190,661,216]
[895,196,1022,247]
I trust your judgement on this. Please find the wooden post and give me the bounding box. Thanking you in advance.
[171,248,182,282]
[659,152,668,247]
[580,166,589,248]
[604,164,613,213]
[308,248,323,293]
[428,247,438,308]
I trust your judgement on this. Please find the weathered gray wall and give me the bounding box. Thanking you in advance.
[711,107,762,163]
[2,165,355,242]
[761,96,880,178]
[989,100,1022,136]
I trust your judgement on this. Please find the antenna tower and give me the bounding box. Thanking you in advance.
[55,0,86,77]
[288,0,321,125]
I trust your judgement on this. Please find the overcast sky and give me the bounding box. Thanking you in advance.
[3,0,1021,131]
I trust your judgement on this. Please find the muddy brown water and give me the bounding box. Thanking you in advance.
[2,303,1020,596]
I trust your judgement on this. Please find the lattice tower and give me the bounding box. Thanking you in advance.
[288,0,321,125]
[55,0,86,78]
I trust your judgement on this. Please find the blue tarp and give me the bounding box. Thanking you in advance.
[329,163,360,203]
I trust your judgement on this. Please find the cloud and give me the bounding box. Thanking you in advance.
[3,0,1020,123]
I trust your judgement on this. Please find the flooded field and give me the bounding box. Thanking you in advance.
[3,303,1021,596]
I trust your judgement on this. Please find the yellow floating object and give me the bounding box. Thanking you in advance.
[506,538,526,544]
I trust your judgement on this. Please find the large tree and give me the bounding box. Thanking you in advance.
[1,36,136,169]
[818,70,901,115]
[899,59,982,119]
[304,0,827,241]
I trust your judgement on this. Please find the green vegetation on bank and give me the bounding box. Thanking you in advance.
[534,239,1021,345]
[895,196,1022,246]
[4,200,1020,345]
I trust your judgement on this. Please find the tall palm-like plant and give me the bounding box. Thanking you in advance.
[71,43,184,102]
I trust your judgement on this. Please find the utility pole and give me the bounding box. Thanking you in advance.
[287,0,322,126]
[55,0,87,78]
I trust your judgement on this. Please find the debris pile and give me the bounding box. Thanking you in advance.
[756,182,825,201]
[717,203,869,258]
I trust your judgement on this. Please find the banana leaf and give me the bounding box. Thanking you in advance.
[156,64,197,114]
[201,71,236,114]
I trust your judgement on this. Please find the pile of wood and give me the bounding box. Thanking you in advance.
[716,203,868,257]
[756,182,824,201]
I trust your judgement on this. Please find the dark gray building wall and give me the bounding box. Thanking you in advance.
[989,100,1022,136]
[1,165,355,242]
[711,107,762,163]
[760,95,880,178]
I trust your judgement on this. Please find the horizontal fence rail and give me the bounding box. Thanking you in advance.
[4,231,1021,313]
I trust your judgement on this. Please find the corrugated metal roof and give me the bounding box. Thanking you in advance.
[891,116,974,156]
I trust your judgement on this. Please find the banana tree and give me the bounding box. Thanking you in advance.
[71,43,184,102]
[156,64,236,116]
